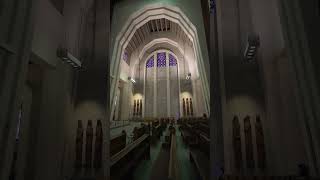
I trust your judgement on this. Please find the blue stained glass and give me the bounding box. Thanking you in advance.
[157,52,166,67]
[210,0,216,14]
[169,54,177,66]
[146,56,154,68]
[123,51,129,64]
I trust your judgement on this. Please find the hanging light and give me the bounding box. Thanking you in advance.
[244,34,260,62]
[128,76,136,84]
[57,48,82,68]
[186,73,191,80]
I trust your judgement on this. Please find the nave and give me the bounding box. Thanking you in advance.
[109,117,210,180]
[1,0,320,180]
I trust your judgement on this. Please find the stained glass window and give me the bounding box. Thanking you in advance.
[146,56,154,68]
[123,51,129,65]
[169,54,177,66]
[157,52,166,67]
[210,0,216,14]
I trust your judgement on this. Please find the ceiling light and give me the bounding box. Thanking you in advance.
[186,73,191,80]
[244,34,260,62]
[128,76,136,84]
[57,48,82,69]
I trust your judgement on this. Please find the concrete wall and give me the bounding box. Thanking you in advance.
[32,0,64,67]
[217,0,309,175]
[249,0,308,175]
[23,0,108,179]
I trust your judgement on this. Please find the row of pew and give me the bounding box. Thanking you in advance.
[219,176,316,180]
[110,124,150,180]
[178,117,210,180]
[151,119,167,142]
[110,119,170,180]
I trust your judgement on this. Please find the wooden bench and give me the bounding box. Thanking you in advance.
[186,123,198,146]
[110,130,126,157]
[133,125,147,141]
[152,119,166,142]
[198,133,210,156]
[190,148,209,180]
[194,122,210,156]
[110,127,150,180]
[220,176,306,180]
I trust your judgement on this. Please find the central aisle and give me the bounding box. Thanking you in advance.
[132,124,197,180]
[176,126,198,180]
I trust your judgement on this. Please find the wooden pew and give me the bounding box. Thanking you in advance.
[185,117,210,180]
[151,119,164,142]
[110,130,126,157]
[185,121,198,146]
[110,126,150,180]
[179,118,192,145]
[189,147,209,180]
[195,121,210,156]
[133,124,147,141]
[219,176,300,180]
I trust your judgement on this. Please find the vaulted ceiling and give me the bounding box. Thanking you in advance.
[124,18,193,57]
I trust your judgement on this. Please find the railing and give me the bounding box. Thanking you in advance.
[0,42,15,54]
[110,120,130,129]
[110,134,149,166]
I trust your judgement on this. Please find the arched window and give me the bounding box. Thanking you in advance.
[146,56,154,68]
[123,51,129,65]
[157,52,166,67]
[144,50,180,118]
[169,54,177,66]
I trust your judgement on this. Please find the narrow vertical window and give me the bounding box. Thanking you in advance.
[133,100,136,116]
[94,120,103,169]
[182,98,186,116]
[136,100,140,117]
[255,116,266,170]
[75,120,83,169]
[146,56,154,68]
[190,98,194,116]
[85,120,93,169]
[233,116,242,170]
[139,99,143,116]
[157,52,166,67]
[244,116,254,169]
[169,53,177,66]
[123,51,129,65]
[186,98,190,116]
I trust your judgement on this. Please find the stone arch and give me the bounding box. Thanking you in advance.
[110,4,210,119]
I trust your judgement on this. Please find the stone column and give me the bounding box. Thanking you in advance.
[73,0,110,178]
[0,0,38,179]
[211,0,226,179]
[278,0,320,175]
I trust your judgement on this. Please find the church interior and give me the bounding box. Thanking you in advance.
[1,0,320,180]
